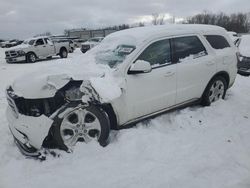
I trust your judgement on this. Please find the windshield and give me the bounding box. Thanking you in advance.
[93,44,135,68]
[23,39,35,45]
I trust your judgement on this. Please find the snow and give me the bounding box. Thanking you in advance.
[90,74,122,102]
[0,47,250,188]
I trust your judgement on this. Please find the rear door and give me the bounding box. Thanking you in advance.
[173,35,216,104]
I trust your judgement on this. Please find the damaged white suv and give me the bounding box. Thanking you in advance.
[6,25,238,157]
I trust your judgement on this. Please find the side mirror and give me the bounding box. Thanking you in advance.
[128,60,152,74]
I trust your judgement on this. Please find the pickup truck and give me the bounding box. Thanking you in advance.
[5,37,70,63]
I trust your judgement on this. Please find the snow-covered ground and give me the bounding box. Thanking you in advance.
[0,48,250,188]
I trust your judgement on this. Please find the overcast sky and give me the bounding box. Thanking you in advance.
[0,0,249,39]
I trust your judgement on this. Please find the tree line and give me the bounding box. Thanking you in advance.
[186,11,250,33]
[62,11,250,37]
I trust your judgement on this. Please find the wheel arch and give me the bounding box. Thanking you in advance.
[202,71,230,99]
[210,71,230,88]
[26,51,37,58]
[98,103,118,130]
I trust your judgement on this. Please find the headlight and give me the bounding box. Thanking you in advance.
[65,87,83,101]
[17,50,26,56]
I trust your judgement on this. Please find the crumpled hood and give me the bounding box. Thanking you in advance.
[11,56,122,102]
[12,73,72,98]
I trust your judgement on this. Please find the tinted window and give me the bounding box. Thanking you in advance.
[173,36,207,62]
[205,35,230,49]
[36,39,44,46]
[137,39,171,67]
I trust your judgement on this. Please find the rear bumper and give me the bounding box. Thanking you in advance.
[5,56,26,63]
[6,107,53,154]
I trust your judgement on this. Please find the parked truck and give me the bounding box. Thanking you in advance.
[5,37,70,63]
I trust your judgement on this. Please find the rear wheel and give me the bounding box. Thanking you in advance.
[26,52,36,63]
[59,48,68,58]
[201,76,227,106]
[53,104,110,151]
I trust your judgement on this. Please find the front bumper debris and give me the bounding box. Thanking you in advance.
[6,106,53,156]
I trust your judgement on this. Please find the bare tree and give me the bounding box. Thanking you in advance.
[152,13,165,25]
[187,11,250,33]
[34,31,52,37]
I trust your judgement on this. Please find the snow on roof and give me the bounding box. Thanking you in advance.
[105,24,226,46]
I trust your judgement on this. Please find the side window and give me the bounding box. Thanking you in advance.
[36,39,44,46]
[173,36,207,62]
[45,38,53,45]
[205,35,230,49]
[137,39,171,67]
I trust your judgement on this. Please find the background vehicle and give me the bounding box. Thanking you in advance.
[5,37,70,63]
[238,35,250,76]
[3,39,23,48]
[73,39,87,48]
[6,25,237,157]
[81,37,104,53]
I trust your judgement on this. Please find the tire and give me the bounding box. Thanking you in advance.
[201,76,227,106]
[26,52,36,63]
[59,48,68,58]
[53,103,110,151]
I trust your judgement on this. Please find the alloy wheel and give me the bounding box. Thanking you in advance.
[60,108,101,149]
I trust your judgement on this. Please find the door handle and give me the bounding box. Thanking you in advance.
[164,71,175,77]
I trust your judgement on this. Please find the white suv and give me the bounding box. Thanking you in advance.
[6,25,238,157]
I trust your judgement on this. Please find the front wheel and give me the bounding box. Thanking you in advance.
[201,76,227,106]
[53,104,110,151]
[26,52,36,63]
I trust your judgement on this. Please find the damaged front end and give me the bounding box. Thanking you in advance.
[6,79,102,159]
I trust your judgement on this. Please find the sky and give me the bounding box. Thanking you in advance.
[0,0,249,39]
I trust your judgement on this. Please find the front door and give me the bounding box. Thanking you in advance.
[34,38,47,58]
[125,38,177,121]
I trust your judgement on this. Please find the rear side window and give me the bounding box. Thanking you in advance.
[173,36,207,62]
[205,35,230,49]
[137,39,171,67]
